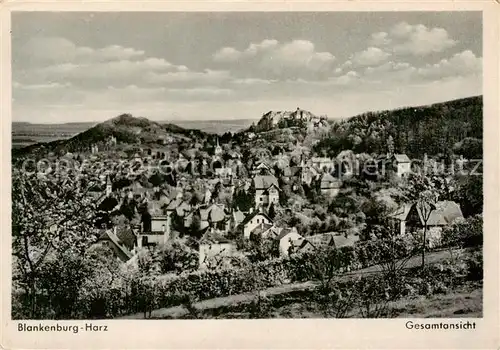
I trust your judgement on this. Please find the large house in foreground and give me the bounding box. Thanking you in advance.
[389,200,464,247]
[239,210,274,239]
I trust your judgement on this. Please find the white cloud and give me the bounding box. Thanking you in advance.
[329,71,360,85]
[417,50,482,79]
[388,22,458,56]
[231,78,276,85]
[13,81,72,90]
[370,32,392,46]
[146,69,231,85]
[21,36,145,63]
[30,58,178,86]
[167,87,233,97]
[213,47,243,62]
[351,47,391,66]
[260,40,335,72]
[212,39,335,79]
[213,39,279,62]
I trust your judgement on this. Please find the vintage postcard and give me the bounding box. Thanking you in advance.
[1,1,499,349]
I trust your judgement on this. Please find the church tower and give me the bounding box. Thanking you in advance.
[106,175,112,196]
[214,137,222,156]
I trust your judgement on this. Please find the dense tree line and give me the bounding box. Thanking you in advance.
[313,96,482,159]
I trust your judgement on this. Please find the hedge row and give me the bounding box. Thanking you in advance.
[14,215,482,319]
[74,236,423,318]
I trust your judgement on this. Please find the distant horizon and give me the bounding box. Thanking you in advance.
[11,94,481,125]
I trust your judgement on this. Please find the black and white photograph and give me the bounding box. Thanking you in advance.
[9,10,486,323]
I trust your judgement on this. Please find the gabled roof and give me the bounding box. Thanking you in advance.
[276,227,301,241]
[166,198,183,210]
[331,234,360,248]
[115,226,137,251]
[208,204,226,223]
[306,233,335,248]
[253,175,279,190]
[199,230,232,244]
[390,201,464,226]
[250,223,274,237]
[263,183,280,194]
[255,162,272,170]
[198,204,227,223]
[240,211,274,227]
[98,229,133,261]
[232,209,245,224]
[320,173,341,188]
[389,203,413,221]
[393,154,411,163]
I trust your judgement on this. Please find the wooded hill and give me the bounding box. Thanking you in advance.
[313,96,482,159]
[12,114,212,158]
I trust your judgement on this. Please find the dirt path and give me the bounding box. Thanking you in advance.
[120,248,467,319]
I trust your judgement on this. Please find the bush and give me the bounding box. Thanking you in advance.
[441,214,483,248]
[465,249,483,281]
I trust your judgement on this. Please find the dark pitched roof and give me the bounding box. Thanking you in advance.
[390,201,463,226]
[320,173,341,188]
[263,183,280,194]
[276,227,301,240]
[253,175,279,190]
[199,231,232,244]
[240,211,274,227]
[250,223,274,237]
[98,229,133,261]
[115,226,136,250]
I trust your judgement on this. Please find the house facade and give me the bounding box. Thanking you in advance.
[138,214,171,247]
[392,154,411,178]
[389,201,464,247]
[276,227,303,256]
[320,173,341,198]
[253,175,280,207]
[240,211,274,239]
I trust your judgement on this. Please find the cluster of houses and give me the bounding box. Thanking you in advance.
[86,136,465,271]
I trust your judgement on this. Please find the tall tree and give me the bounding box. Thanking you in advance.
[12,170,100,318]
[416,190,438,268]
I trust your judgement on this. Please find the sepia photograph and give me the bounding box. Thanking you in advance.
[9,10,486,323]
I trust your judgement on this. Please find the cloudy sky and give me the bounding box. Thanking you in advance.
[12,12,482,123]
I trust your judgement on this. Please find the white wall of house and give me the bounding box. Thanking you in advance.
[255,187,279,207]
[268,187,279,204]
[320,187,340,198]
[255,189,266,205]
[279,229,302,256]
[397,162,411,177]
[244,214,272,238]
[151,218,168,232]
[137,233,167,247]
[399,220,406,235]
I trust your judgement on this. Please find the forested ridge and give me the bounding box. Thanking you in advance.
[314,96,482,159]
